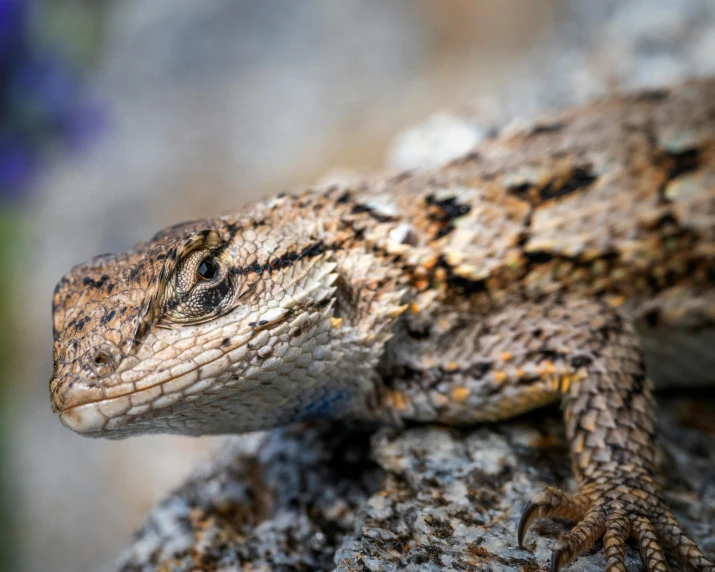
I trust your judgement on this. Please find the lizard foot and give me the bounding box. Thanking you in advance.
[518,481,714,572]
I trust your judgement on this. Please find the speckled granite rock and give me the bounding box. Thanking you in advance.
[115,424,383,572]
[116,398,714,571]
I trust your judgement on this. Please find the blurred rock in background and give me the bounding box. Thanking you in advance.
[2,1,715,571]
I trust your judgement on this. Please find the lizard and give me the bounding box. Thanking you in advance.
[48,79,715,572]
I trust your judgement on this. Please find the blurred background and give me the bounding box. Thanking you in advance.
[2,1,715,570]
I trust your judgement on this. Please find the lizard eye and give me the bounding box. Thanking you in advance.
[197,257,218,281]
[161,249,234,324]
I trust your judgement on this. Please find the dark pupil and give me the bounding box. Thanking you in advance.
[197,258,217,280]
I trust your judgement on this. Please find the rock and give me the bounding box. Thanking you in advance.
[116,397,714,571]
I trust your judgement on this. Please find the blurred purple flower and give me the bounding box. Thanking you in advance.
[0,0,102,200]
[0,0,25,65]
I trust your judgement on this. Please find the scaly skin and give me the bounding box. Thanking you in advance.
[49,80,715,571]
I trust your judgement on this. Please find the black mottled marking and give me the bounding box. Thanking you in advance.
[82,274,109,289]
[351,203,374,214]
[300,241,328,258]
[349,224,366,241]
[224,222,243,241]
[643,309,660,328]
[336,191,352,204]
[434,256,488,297]
[74,316,90,331]
[406,323,431,340]
[270,250,300,270]
[635,89,669,102]
[509,165,597,204]
[655,212,678,228]
[435,226,452,239]
[508,182,534,198]
[257,320,268,326]
[221,337,230,347]
[516,374,543,387]
[540,166,597,201]
[244,261,265,275]
[235,241,336,278]
[624,372,647,408]
[524,250,555,265]
[666,148,700,180]
[570,355,593,369]
[350,203,395,223]
[425,195,471,223]
[528,121,565,136]
[248,322,256,327]
[537,349,565,362]
[425,194,471,238]
[595,323,614,344]
[446,273,487,295]
[470,362,492,377]
[398,365,422,382]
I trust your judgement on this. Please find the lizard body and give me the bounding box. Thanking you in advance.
[50,80,715,571]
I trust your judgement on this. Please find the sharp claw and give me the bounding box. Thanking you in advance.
[518,501,537,548]
[550,549,562,572]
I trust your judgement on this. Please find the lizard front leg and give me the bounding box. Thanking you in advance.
[387,297,713,572]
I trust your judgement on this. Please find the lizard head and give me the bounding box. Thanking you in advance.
[50,207,402,438]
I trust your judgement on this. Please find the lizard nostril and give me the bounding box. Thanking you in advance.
[87,344,121,377]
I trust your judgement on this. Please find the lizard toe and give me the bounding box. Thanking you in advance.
[652,510,714,571]
[632,517,668,572]
[602,509,630,572]
[519,481,714,571]
[548,510,606,571]
[518,486,590,548]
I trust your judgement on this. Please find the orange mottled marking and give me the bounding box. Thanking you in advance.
[386,390,409,411]
[451,387,470,402]
[538,360,557,375]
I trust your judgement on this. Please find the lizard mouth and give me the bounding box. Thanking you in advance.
[51,321,284,436]
[56,388,172,436]
[58,401,116,436]
[52,366,219,437]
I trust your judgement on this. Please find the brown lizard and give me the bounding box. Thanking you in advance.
[49,79,715,572]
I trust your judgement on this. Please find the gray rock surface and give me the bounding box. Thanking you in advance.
[117,398,714,571]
